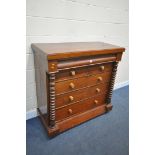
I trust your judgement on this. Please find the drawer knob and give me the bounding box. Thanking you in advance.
[94,100,98,105]
[68,109,73,114]
[69,82,75,89]
[96,88,100,93]
[51,64,55,69]
[70,71,76,76]
[97,76,103,81]
[69,96,74,101]
[100,65,105,71]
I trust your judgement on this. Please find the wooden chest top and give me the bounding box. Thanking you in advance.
[31,42,125,60]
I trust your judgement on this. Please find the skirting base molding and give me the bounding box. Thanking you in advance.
[26,81,129,120]
[114,81,129,90]
[26,109,38,120]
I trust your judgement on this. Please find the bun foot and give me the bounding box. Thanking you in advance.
[106,103,113,112]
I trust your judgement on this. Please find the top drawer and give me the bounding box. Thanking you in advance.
[55,63,113,82]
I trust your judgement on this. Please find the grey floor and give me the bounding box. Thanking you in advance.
[26,86,129,155]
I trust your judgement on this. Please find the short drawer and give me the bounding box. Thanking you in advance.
[55,95,106,122]
[55,71,112,95]
[55,83,109,108]
[55,63,113,82]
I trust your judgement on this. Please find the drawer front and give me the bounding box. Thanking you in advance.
[55,95,106,121]
[56,63,113,82]
[55,83,109,108]
[55,71,112,95]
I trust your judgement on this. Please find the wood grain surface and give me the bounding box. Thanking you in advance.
[32,42,125,137]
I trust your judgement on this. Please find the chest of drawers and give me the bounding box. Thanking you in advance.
[32,42,125,137]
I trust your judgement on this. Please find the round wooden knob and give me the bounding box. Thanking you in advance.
[96,88,100,93]
[69,96,74,101]
[94,100,98,105]
[69,83,75,89]
[97,77,103,81]
[70,71,76,76]
[51,64,55,69]
[100,65,105,71]
[68,109,73,114]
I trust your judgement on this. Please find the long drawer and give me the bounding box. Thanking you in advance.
[55,94,106,122]
[55,71,112,95]
[55,63,113,82]
[55,83,109,108]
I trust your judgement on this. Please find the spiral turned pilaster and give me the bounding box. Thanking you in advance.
[106,62,118,104]
[48,72,56,127]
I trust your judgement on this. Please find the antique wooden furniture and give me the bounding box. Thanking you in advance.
[32,42,125,137]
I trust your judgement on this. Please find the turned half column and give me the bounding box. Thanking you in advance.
[47,72,56,127]
[106,62,119,111]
